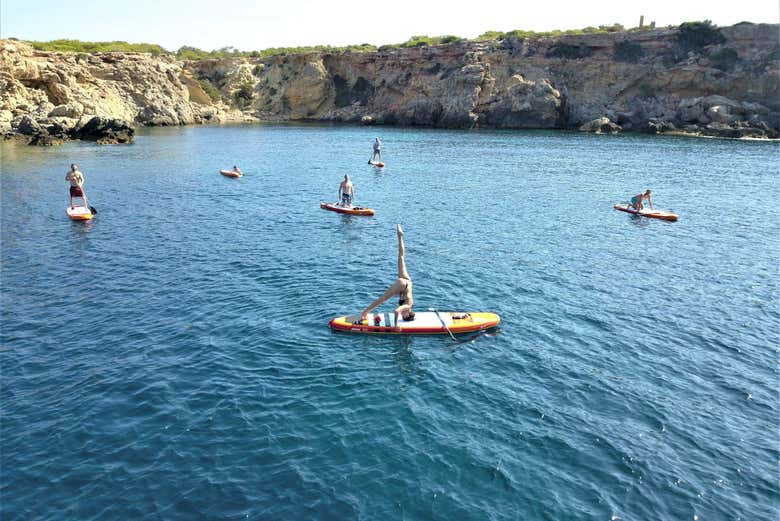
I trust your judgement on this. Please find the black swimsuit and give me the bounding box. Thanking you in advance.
[398,279,411,306]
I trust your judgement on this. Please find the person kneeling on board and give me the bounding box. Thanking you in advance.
[338,175,355,208]
[65,163,89,210]
[361,224,415,328]
[630,189,653,211]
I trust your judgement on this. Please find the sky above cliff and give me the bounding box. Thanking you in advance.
[2,0,778,51]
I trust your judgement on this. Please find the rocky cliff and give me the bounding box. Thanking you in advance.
[0,39,248,144]
[2,23,778,144]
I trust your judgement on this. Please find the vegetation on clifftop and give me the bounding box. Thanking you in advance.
[19,20,741,60]
[474,23,630,41]
[27,39,167,55]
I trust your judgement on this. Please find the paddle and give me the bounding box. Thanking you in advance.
[428,307,458,341]
[89,206,97,215]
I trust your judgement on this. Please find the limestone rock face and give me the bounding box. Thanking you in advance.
[0,39,242,144]
[480,74,562,128]
[2,22,779,142]
[283,59,331,118]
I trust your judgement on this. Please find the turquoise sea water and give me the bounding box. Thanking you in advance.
[1,124,778,520]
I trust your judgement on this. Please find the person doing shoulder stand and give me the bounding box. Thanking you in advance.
[361,224,415,329]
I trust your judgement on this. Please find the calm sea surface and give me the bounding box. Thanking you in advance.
[1,124,778,520]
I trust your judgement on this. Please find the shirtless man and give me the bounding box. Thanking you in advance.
[371,137,382,162]
[630,189,653,211]
[338,175,355,208]
[361,224,415,327]
[65,164,89,209]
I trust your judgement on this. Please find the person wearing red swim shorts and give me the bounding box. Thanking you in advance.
[65,163,89,210]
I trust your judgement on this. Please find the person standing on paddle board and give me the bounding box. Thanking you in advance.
[65,164,89,210]
[338,175,355,208]
[371,137,382,162]
[361,224,415,328]
[630,189,653,211]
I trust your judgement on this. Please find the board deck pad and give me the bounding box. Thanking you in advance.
[365,312,452,328]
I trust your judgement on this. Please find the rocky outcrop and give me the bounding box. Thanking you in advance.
[0,39,247,145]
[2,22,778,144]
[580,117,622,134]
[72,116,134,144]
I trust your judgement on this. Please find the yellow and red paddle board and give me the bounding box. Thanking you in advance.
[329,311,500,334]
[320,202,375,216]
[66,206,94,221]
[614,204,678,221]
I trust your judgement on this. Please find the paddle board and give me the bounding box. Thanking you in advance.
[329,311,500,334]
[614,204,678,222]
[320,202,375,216]
[369,161,385,168]
[220,169,242,178]
[66,206,94,221]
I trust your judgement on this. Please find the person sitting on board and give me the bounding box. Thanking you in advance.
[630,189,653,211]
[232,165,243,175]
[361,224,415,328]
[338,175,355,208]
[371,137,382,163]
[65,163,89,210]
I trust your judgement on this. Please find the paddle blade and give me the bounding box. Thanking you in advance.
[89,206,97,215]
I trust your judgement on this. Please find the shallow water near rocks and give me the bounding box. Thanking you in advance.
[1,124,778,520]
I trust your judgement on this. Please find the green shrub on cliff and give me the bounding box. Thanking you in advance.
[233,83,255,108]
[28,39,168,55]
[710,47,739,71]
[675,21,726,56]
[177,46,243,60]
[380,35,464,50]
[613,40,644,62]
[177,46,210,60]
[547,43,592,59]
[198,79,221,102]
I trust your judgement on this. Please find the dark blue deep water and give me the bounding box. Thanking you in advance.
[1,125,778,520]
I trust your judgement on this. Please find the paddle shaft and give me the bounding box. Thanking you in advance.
[430,308,457,341]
